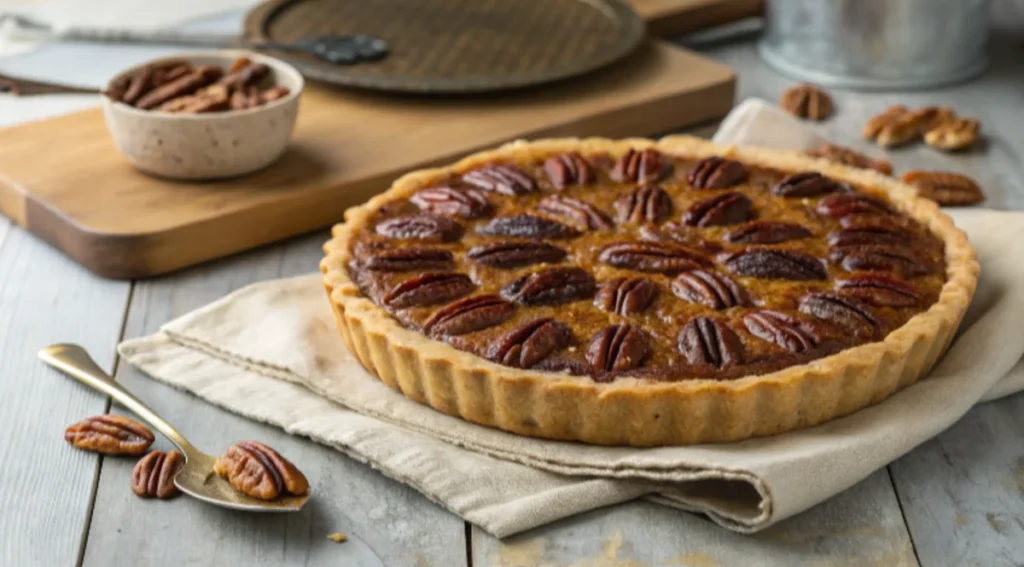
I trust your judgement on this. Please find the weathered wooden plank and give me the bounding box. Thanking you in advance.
[472,470,917,566]
[0,226,131,566]
[80,232,467,567]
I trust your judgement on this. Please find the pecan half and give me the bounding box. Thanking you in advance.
[375,214,462,241]
[466,241,566,268]
[65,415,155,456]
[586,324,650,373]
[462,164,537,195]
[799,292,879,339]
[614,184,672,224]
[830,245,930,277]
[687,157,748,189]
[723,248,828,281]
[862,105,919,147]
[594,277,659,316]
[772,172,849,198]
[900,170,984,206]
[611,148,666,183]
[477,214,579,239]
[924,117,981,151]
[872,106,955,147]
[780,83,833,121]
[213,441,309,501]
[827,223,911,248]
[672,270,750,310]
[410,186,492,219]
[863,105,908,139]
[157,84,231,114]
[136,65,223,110]
[806,143,893,175]
[743,311,820,353]
[678,317,745,367]
[383,272,475,308]
[537,196,614,231]
[501,267,596,305]
[217,61,270,90]
[725,221,812,244]
[423,294,515,336]
[639,222,723,253]
[488,318,571,368]
[363,247,453,271]
[683,191,754,227]
[599,241,709,274]
[544,152,595,189]
[131,450,183,499]
[816,194,895,218]
[836,272,920,307]
[121,67,154,105]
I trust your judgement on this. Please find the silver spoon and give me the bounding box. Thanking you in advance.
[39,343,310,512]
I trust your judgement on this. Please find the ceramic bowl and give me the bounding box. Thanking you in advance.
[101,51,304,180]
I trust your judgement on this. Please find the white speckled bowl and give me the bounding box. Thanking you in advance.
[102,51,304,180]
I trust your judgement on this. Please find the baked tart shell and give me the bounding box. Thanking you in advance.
[321,136,978,446]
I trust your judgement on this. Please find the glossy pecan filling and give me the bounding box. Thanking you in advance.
[346,150,946,382]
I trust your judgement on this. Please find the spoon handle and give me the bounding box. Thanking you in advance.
[39,344,200,457]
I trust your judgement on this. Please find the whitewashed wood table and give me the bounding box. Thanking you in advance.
[3,8,1024,567]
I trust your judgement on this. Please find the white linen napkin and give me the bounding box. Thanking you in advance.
[118,99,1024,537]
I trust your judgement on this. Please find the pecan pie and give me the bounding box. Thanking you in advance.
[322,137,978,446]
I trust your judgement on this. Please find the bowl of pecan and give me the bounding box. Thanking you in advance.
[101,51,304,180]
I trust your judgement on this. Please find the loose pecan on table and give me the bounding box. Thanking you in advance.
[779,83,833,121]
[423,294,515,337]
[678,317,745,367]
[723,248,828,281]
[900,170,985,206]
[383,272,475,308]
[799,292,879,339]
[410,186,492,219]
[687,157,748,189]
[671,270,750,310]
[725,221,812,245]
[614,184,672,224]
[586,324,650,374]
[924,117,981,151]
[611,148,666,183]
[467,241,566,268]
[862,105,914,147]
[836,272,920,307]
[213,441,309,501]
[544,152,595,189]
[595,277,659,316]
[362,247,453,272]
[375,213,463,241]
[599,241,709,274]
[131,450,183,499]
[477,214,579,239]
[501,267,596,305]
[538,195,614,231]
[772,172,849,198]
[488,318,571,368]
[743,310,820,353]
[682,191,753,227]
[462,164,537,195]
[805,143,893,175]
[65,415,155,456]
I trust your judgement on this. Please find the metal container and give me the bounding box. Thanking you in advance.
[758,0,990,90]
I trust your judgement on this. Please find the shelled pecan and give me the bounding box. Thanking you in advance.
[65,415,154,456]
[213,441,309,501]
[131,450,184,499]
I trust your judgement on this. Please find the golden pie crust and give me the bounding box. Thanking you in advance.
[321,136,978,446]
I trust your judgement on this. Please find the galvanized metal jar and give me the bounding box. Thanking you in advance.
[759,0,990,90]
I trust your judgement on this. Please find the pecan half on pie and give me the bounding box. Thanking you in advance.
[322,137,978,446]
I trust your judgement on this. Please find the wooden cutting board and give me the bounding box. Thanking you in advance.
[0,41,735,278]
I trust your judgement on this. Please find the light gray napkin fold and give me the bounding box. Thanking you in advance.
[119,99,1024,537]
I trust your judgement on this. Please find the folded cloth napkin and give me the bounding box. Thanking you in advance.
[118,99,1024,537]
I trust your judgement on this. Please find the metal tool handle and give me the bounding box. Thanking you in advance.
[39,344,201,458]
[57,27,249,49]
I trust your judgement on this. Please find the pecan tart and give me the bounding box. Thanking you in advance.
[321,137,978,446]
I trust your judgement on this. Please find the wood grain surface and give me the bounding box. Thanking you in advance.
[632,0,764,37]
[0,41,734,279]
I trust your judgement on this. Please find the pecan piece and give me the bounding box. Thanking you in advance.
[827,222,911,248]
[687,157,748,189]
[383,272,475,308]
[375,213,462,241]
[672,270,750,310]
[611,148,666,183]
[131,450,183,499]
[614,184,672,224]
[586,324,650,373]
[723,248,828,281]
[363,247,453,271]
[639,222,723,253]
[410,186,492,219]
[259,85,290,104]
[157,84,230,114]
[537,195,614,231]
[816,194,895,218]
[678,317,745,367]
[477,214,579,239]
[799,292,879,339]
[466,241,566,268]
[595,277,658,316]
[65,415,155,456]
[830,245,931,277]
[462,164,537,195]
[862,105,921,147]
[213,441,309,501]
[779,83,833,121]
[836,272,920,307]
[217,61,270,90]
[924,117,981,151]
[900,170,985,206]
[501,267,596,305]
[743,311,820,353]
[488,318,571,368]
[683,191,754,227]
[135,65,223,110]
[599,241,709,274]
[772,172,849,198]
[863,105,909,140]
[121,67,154,105]
[725,221,812,244]
[544,152,595,189]
[423,294,515,336]
[806,143,893,175]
